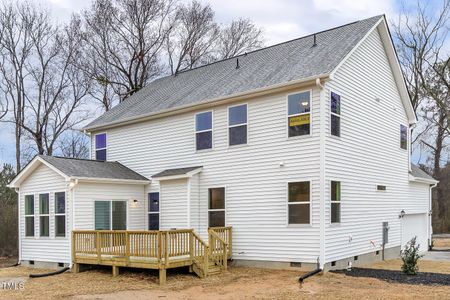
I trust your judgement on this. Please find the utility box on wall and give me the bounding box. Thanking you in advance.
[382,222,389,244]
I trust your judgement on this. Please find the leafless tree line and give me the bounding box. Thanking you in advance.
[0,0,264,171]
[394,0,450,232]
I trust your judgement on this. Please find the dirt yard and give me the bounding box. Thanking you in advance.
[0,257,449,300]
[434,238,450,249]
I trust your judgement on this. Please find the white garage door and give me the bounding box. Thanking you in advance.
[402,214,428,252]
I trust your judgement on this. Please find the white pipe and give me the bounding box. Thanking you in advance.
[68,179,78,268]
[428,183,437,249]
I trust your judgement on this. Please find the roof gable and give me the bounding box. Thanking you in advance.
[9,156,150,187]
[85,16,383,131]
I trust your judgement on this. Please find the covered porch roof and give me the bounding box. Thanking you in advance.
[9,155,150,187]
[152,166,203,181]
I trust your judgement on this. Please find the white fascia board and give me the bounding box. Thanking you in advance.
[8,156,70,188]
[73,177,151,185]
[84,74,330,132]
[153,167,203,181]
[408,174,439,185]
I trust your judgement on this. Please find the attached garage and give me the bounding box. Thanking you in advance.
[402,213,429,252]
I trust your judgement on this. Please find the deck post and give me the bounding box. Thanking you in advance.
[112,265,119,277]
[125,232,130,265]
[189,230,194,264]
[228,227,233,257]
[72,263,79,273]
[96,231,101,263]
[165,231,169,268]
[159,268,166,285]
[71,231,76,266]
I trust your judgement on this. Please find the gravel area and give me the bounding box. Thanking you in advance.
[332,267,450,286]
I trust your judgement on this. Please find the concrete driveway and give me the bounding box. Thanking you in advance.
[423,250,450,262]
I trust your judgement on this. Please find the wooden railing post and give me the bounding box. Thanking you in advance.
[189,230,194,264]
[164,231,169,268]
[71,231,75,264]
[157,231,162,265]
[96,231,101,263]
[228,227,233,257]
[125,232,130,264]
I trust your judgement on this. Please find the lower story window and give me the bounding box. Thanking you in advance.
[331,181,341,223]
[208,188,225,227]
[148,192,160,230]
[39,194,49,237]
[288,182,310,224]
[25,195,35,237]
[95,200,127,230]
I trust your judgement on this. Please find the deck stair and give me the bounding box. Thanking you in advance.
[72,226,232,284]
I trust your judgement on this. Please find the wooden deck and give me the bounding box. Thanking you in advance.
[72,227,232,284]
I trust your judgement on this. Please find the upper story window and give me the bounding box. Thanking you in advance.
[400,125,408,150]
[95,133,107,161]
[228,104,247,146]
[195,111,213,150]
[288,91,311,137]
[330,92,341,137]
[288,181,310,224]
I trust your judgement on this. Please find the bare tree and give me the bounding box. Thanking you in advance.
[0,2,91,168]
[216,18,263,59]
[81,0,174,108]
[57,130,90,159]
[166,1,218,74]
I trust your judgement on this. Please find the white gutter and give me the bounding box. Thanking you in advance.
[70,177,151,185]
[14,187,21,264]
[428,182,437,249]
[84,74,330,132]
[316,77,326,268]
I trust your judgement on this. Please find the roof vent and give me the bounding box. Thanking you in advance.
[236,58,240,69]
[313,34,317,47]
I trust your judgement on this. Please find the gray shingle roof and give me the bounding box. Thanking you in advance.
[85,15,383,130]
[39,155,149,181]
[410,164,436,181]
[152,166,203,178]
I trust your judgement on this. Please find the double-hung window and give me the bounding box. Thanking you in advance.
[55,192,66,237]
[228,104,248,146]
[95,201,127,230]
[331,181,341,223]
[39,194,50,237]
[330,92,341,137]
[25,195,35,237]
[208,188,225,227]
[400,125,408,150]
[95,133,107,161]
[148,193,160,230]
[288,182,310,224]
[288,91,311,137]
[195,112,213,150]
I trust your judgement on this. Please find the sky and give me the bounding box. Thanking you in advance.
[0,0,444,166]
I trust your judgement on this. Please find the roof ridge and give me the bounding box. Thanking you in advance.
[170,15,383,77]
[39,154,119,164]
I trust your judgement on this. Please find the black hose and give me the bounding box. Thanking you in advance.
[4,262,20,268]
[29,267,70,278]
[299,268,322,283]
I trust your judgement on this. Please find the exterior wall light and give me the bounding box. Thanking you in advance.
[130,199,139,208]
[399,210,405,218]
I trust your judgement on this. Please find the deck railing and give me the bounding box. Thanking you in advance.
[72,227,232,283]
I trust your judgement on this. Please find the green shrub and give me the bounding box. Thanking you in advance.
[401,236,423,275]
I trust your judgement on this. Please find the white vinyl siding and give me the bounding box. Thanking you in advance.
[94,91,321,263]
[160,179,189,229]
[19,164,70,263]
[324,27,430,262]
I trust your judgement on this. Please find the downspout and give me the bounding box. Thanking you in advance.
[68,179,79,268]
[316,78,326,269]
[14,187,21,266]
[428,183,437,250]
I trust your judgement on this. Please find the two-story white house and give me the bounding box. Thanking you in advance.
[10,15,438,273]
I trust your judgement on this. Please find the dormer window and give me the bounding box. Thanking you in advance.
[95,133,107,161]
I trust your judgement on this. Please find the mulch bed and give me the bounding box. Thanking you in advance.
[332,268,450,286]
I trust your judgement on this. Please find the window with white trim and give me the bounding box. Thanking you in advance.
[330,92,341,137]
[195,111,213,150]
[148,192,160,230]
[288,182,310,224]
[288,91,311,137]
[228,104,247,145]
[39,194,49,237]
[331,181,341,223]
[55,192,66,237]
[95,200,127,230]
[208,188,225,227]
[25,195,35,237]
[400,125,408,150]
[95,133,107,161]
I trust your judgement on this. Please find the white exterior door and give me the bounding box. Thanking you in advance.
[402,213,428,252]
